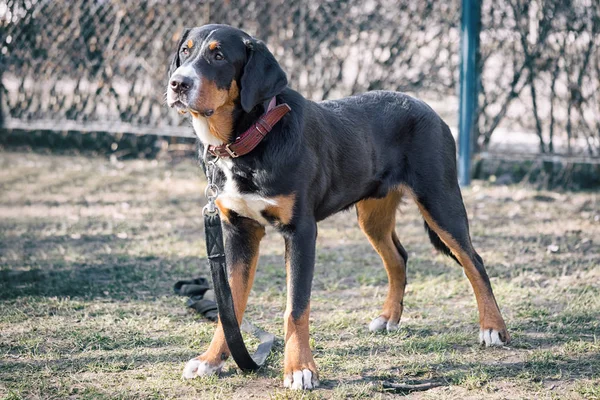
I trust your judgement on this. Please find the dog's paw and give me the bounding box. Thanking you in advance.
[182,357,224,379]
[479,328,509,347]
[369,316,399,332]
[284,368,319,390]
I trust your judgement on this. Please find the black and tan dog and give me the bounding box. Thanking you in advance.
[167,24,509,390]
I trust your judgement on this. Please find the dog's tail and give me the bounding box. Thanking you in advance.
[423,221,460,265]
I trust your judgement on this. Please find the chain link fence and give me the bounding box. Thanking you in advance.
[1,0,599,159]
[477,0,600,157]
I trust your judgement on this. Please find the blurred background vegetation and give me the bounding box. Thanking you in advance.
[1,0,599,187]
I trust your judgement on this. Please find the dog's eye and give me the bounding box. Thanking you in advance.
[181,48,189,56]
[215,52,224,61]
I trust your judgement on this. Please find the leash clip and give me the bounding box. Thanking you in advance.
[203,184,219,216]
[203,148,220,216]
[202,201,218,216]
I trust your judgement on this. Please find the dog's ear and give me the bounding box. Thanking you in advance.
[168,28,191,78]
[240,38,288,113]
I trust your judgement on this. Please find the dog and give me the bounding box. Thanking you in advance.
[166,24,509,390]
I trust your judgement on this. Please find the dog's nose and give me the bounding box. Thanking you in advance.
[169,75,193,94]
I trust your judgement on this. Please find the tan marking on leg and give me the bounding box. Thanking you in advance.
[283,305,318,388]
[283,307,314,371]
[263,193,296,225]
[283,250,318,389]
[196,220,265,366]
[402,185,508,341]
[357,190,406,328]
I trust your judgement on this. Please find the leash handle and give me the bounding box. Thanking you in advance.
[204,212,262,372]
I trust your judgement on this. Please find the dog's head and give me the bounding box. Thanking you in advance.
[167,25,287,127]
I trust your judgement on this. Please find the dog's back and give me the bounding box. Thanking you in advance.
[289,89,455,219]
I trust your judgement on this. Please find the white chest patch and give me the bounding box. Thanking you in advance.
[216,159,277,225]
[192,116,224,147]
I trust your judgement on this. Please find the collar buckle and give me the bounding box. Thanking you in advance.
[225,143,238,158]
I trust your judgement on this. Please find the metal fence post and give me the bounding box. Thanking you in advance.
[0,74,4,133]
[0,61,4,132]
[458,0,481,187]
[0,30,4,133]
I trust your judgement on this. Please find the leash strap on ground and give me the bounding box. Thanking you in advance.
[173,277,218,321]
[204,212,275,372]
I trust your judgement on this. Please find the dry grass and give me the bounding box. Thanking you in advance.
[1,151,599,399]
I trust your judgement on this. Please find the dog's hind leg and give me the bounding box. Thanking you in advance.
[356,190,408,332]
[403,176,509,346]
[182,214,265,379]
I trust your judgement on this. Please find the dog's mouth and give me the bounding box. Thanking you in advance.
[170,99,213,118]
[170,98,195,114]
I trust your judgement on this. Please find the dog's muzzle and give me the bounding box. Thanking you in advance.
[167,74,214,117]
[169,75,193,96]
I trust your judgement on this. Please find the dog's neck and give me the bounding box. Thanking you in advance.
[193,99,270,148]
[231,99,271,137]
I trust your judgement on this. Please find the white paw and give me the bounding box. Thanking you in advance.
[182,358,224,379]
[479,329,506,347]
[284,369,319,390]
[369,316,399,332]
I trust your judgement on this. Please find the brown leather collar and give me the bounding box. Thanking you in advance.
[207,97,291,158]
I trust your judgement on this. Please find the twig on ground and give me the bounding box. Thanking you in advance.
[380,380,445,393]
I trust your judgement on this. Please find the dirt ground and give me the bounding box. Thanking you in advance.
[1,151,599,399]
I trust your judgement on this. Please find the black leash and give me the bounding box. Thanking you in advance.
[196,150,275,372]
[173,277,218,321]
[204,212,275,371]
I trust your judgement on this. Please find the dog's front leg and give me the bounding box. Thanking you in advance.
[283,220,319,390]
[183,215,265,379]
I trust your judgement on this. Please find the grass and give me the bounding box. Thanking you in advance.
[1,150,599,399]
